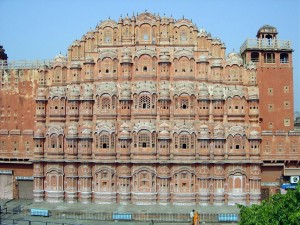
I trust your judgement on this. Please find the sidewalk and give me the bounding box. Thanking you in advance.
[1,199,240,224]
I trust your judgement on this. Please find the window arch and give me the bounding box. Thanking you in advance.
[48,134,63,149]
[251,52,259,62]
[137,55,154,73]
[50,134,57,148]
[280,53,289,63]
[179,133,190,149]
[180,98,189,109]
[138,131,150,148]
[96,133,110,149]
[228,135,245,151]
[264,53,275,63]
[104,29,112,43]
[139,95,151,109]
[54,67,62,83]
[180,28,188,42]
[101,97,111,109]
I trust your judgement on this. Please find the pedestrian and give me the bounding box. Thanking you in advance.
[193,211,199,225]
[190,209,195,225]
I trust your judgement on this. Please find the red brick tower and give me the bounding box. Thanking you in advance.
[240,25,294,131]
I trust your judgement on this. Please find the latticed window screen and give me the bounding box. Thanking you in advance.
[104,30,112,43]
[101,97,110,109]
[180,99,189,109]
[180,29,187,42]
[139,95,151,109]
[139,133,150,147]
[200,140,209,148]
[100,134,109,148]
[50,135,57,148]
[234,135,242,150]
[180,134,189,149]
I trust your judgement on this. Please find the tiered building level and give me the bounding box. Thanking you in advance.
[0,12,299,205]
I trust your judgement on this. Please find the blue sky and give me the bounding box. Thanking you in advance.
[0,0,299,112]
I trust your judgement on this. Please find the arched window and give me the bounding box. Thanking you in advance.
[99,134,110,149]
[54,67,62,83]
[180,29,187,42]
[179,134,189,149]
[264,53,275,63]
[139,95,151,109]
[104,29,112,43]
[141,26,150,41]
[138,132,150,148]
[280,53,289,63]
[50,134,57,148]
[101,97,110,109]
[101,58,114,75]
[251,52,259,62]
[180,98,189,109]
[234,135,242,150]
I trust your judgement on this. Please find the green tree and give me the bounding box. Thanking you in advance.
[238,183,300,225]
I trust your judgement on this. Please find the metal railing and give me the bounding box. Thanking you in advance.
[240,38,291,53]
[0,218,84,225]
[0,60,53,70]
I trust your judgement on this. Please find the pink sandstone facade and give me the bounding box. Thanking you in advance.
[0,12,299,205]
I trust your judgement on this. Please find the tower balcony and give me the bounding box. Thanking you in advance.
[240,38,292,53]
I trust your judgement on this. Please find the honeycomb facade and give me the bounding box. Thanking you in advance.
[0,12,299,205]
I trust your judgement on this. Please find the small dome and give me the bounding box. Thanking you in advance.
[197,54,208,63]
[80,123,92,137]
[72,40,81,47]
[214,125,225,139]
[226,52,243,66]
[69,88,80,98]
[258,24,277,34]
[38,64,48,72]
[34,128,45,138]
[198,84,209,99]
[118,16,123,24]
[83,56,95,64]
[212,86,224,100]
[120,89,131,100]
[37,88,46,100]
[158,130,171,140]
[199,125,210,139]
[197,28,207,37]
[211,59,222,67]
[123,16,131,25]
[81,84,93,99]
[70,61,81,69]
[159,53,170,63]
[159,90,170,100]
[67,125,78,136]
[121,54,132,63]
[249,130,261,139]
[54,53,66,62]
[247,61,256,70]
[119,130,131,139]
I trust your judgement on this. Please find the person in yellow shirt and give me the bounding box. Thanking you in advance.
[193,211,200,225]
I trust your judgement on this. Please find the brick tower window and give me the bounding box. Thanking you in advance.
[280,53,289,63]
